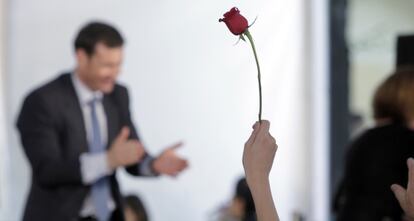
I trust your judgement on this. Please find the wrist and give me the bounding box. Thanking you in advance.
[248,177,272,200]
[151,158,161,175]
[246,173,269,188]
[106,150,117,170]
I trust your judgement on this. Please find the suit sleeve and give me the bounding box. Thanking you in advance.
[116,86,158,177]
[17,91,83,187]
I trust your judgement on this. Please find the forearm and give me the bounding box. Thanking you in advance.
[248,177,279,221]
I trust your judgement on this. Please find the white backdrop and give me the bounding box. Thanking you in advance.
[0,0,7,217]
[2,0,329,220]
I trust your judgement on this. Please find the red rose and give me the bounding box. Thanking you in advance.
[219,7,248,35]
[219,7,263,122]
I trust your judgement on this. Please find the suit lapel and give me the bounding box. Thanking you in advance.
[62,73,89,153]
[103,95,118,149]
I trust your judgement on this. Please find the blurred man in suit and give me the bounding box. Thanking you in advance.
[17,21,188,221]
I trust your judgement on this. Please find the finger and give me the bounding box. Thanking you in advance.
[117,126,130,141]
[176,164,188,175]
[128,140,144,157]
[269,134,277,148]
[246,122,261,146]
[252,122,260,137]
[180,159,189,170]
[260,120,270,131]
[407,158,414,189]
[257,120,270,137]
[129,140,143,150]
[135,141,144,149]
[245,132,256,146]
[174,164,188,176]
[170,171,180,178]
[167,141,184,151]
[136,147,145,157]
[252,121,259,129]
[391,184,407,208]
[136,141,144,149]
[270,134,276,143]
[171,159,188,172]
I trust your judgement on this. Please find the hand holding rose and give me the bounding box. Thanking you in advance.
[243,120,279,221]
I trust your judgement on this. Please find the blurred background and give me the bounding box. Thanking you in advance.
[0,0,412,220]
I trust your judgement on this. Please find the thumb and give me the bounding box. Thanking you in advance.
[167,141,184,151]
[391,184,407,207]
[116,126,130,142]
[246,123,260,146]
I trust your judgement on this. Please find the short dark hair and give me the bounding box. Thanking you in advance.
[74,21,124,56]
[235,177,256,221]
[124,195,149,221]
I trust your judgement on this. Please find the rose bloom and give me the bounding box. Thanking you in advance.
[219,7,248,35]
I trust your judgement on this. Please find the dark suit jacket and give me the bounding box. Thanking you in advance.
[335,123,414,221]
[17,73,152,221]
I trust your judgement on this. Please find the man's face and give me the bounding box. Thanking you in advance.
[77,42,123,93]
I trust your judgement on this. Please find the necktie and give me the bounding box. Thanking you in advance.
[89,97,111,221]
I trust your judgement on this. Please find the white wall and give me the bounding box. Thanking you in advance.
[0,0,7,219]
[3,1,324,220]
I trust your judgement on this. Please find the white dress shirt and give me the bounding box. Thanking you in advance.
[72,73,116,217]
[72,73,157,217]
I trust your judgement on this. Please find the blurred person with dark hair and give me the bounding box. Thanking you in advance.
[124,195,149,221]
[335,68,414,221]
[372,70,403,125]
[210,177,256,221]
[234,178,256,221]
[17,21,188,221]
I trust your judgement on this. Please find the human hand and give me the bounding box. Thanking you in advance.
[243,120,277,186]
[152,142,188,177]
[391,158,414,221]
[107,127,145,170]
[243,120,280,221]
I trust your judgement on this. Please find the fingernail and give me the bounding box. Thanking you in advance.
[408,158,414,167]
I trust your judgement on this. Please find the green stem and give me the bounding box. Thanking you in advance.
[244,29,262,123]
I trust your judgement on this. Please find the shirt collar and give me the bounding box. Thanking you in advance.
[71,72,103,106]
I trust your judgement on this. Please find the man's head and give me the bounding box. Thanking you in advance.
[74,22,124,93]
